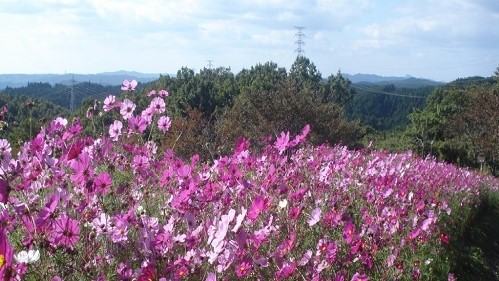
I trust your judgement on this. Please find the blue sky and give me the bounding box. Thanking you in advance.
[0,0,498,82]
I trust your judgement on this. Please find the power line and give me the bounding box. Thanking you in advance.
[350,83,428,99]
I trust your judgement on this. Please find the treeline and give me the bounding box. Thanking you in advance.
[1,57,497,175]
[348,84,435,131]
[76,57,364,160]
[3,82,122,109]
[373,72,499,175]
[0,93,70,146]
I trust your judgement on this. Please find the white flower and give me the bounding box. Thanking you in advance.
[278,199,288,209]
[14,249,40,264]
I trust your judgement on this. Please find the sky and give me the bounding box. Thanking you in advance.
[0,0,498,82]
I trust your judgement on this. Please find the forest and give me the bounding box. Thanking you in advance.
[1,56,497,175]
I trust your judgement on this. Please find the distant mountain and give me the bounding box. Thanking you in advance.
[0,71,161,89]
[343,73,411,83]
[343,73,445,88]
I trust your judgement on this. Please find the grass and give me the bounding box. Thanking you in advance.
[449,189,499,280]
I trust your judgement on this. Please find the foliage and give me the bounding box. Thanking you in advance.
[216,77,364,154]
[405,80,499,174]
[348,84,434,131]
[0,93,70,150]
[3,82,121,110]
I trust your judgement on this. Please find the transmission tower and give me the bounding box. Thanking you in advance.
[294,26,306,57]
[207,60,213,69]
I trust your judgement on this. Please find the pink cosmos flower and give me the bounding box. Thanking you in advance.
[121,79,137,91]
[149,97,166,114]
[235,261,252,277]
[351,272,369,281]
[343,221,356,244]
[70,152,94,186]
[92,213,112,236]
[141,108,154,125]
[248,195,265,221]
[103,95,117,112]
[93,172,112,194]
[111,217,129,243]
[119,99,136,120]
[52,215,79,249]
[127,115,147,134]
[109,120,123,141]
[174,265,189,279]
[274,131,290,155]
[275,262,295,280]
[35,193,60,230]
[307,207,322,227]
[157,116,171,132]
[158,89,169,97]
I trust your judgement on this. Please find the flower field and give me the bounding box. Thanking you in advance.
[0,83,497,280]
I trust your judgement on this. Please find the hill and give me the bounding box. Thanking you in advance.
[0,71,161,89]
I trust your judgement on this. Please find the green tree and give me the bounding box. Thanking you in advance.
[289,56,322,92]
[324,70,356,106]
[236,61,287,93]
[216,77,364,153]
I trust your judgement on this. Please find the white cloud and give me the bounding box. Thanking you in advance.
[88,0,204,24]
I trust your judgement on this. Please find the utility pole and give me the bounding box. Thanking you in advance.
[294,26,306,57]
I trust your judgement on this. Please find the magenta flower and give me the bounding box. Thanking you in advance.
[0,229,14,278]
[0,180,9,204]
[157,116,171,132]
[174,265,189,279]
[127,115,147,134]
[248,195,265,221]
[274,131,290,155]
[52,215,79,249]
[70,152,93,186]
[343,221,356,244]
[235,261,252,277]
[35,193,60,230]
[109,120,123,141]
[275,262,295,280]
[119,99,136,120]
[121,79,137,91]
[111,217,129,243]
[138,263,157,281]
[93,172,112,194]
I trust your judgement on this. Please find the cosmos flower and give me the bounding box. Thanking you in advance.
[121,80,137,91]
[52,215,79,249]
[157,116,171,132]
[14,249,40,264]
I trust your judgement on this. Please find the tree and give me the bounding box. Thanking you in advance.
[289,56,322,92]
[324,70,356,106]
[236,62,287,93]
[216,77,364,153]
